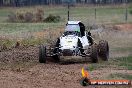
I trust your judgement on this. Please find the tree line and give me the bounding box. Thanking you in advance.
[0,0,131,7]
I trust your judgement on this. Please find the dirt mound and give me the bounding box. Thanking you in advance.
[114,24,132,31]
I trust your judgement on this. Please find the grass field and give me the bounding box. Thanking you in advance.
[0,5,132,23]
[0,5,132,38]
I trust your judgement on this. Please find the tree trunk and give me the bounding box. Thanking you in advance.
[0,0,3,6]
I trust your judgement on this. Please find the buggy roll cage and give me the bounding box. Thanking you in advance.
[66,21,85,37]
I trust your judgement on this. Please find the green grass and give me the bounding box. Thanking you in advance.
[0,39,15,49]
[0,6,132,24]
[0,6,132,39]
[87,64,99,71]
[112,56,132,70]
[108,73,132,80]
[0,23,64,34]
[20,37,47,46]
[0,5,132,39]
[112,47,132,52]
[0,37,48,49]
[86,56,132,72]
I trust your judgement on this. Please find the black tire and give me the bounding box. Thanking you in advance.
[90,44,98,63]
[98,40,109,61]
[39,45,47,63]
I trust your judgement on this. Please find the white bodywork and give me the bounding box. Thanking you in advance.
[79,32,89,48]
[60,21,89,51]
[60,35,78,50]
[67,21,81,24]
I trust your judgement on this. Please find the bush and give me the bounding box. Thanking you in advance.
[44,14,61,23]
[7,8,44,23]
[35,8,44,22]
[17,13,25,22]
[24,12,34,22]
[8,12,17,22]
[7,9,61,23]
[130,10,132,15]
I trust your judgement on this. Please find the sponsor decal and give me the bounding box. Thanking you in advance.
[80,68,131,86]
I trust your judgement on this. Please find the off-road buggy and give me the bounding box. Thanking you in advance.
[39,21,109,63]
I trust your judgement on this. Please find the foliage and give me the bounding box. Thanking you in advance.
[8,9,44,22]
[44,14,61,23]
[24,12,34,22]
[109,73,132,80]
[35,8,44,22]
[116,56,132,70]
[17,13,25,22]
[130,10,132,15]
[4,6,132,24]
[7,8,61,23]
[8,12,17,22]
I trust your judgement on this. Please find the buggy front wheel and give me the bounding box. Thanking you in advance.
[39,45,47,63]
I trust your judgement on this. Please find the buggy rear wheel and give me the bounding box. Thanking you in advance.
[98,40,109,61]
[89,44,98,63]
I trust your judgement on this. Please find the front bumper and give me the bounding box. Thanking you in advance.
[62,49,74,56]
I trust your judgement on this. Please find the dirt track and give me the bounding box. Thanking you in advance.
[0,24,132,88]
[0,46,89,88]
[0,46,131,88]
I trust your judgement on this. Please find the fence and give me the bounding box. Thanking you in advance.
[0,4,132,25]
[31,4,132,26]
[67,5,132,25]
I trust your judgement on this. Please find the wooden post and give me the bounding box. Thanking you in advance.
[125,0,128,23]
[68,2,70,21]
[95,1,97,20]
[95,8,96,20]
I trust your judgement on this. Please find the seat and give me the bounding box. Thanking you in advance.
[79,22,85,37]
